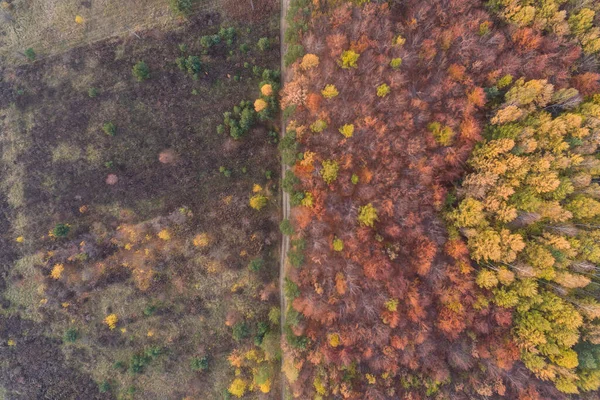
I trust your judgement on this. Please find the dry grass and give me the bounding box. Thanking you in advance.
[0,0,218,64]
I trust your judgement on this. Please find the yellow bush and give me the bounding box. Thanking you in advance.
[253,184,263,193]
[339,124,354,138]
[193,233,211,247]
[228,378,247,398]
[261,84,273,96]
[158,229,171,241]
[15,236,24,243]
[322,84,339,98]
[339,50,360,69]
[104,314,118,330]
[328,333,341,347]
[250,194,268,210]
[377,83,391,97]
[50,264,64,280]
[254,98,268,112]
[333,238,344,252]
[358,203,378,227]
[300,53,320,70]
[259,380,271,393]
[75,15,84,24]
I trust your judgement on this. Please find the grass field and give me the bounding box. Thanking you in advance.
[0,2,281,399]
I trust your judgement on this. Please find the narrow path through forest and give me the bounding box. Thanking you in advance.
[279,0,290,397]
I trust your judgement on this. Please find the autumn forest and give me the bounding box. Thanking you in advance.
[280,0,600,398]
[0,0,599,398]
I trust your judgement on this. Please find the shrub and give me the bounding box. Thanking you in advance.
[358,203,378,227]
[228,378,247,398]
[339,124,354,138]
[132,61,150,81]
[261,84,274,96]
[190,356,209,371]
[282,171,300,193]
[219,166,232,177]
[169,0,193,15]
[102,122,116,136]
[497,74,513,89]
[50,263,64,279]
[300,54,320,70]
[254,98,268,112]
[390,58,402,69]
[177,55,202,78]
[257,37,271,51]
[285,44,305,67]
[280,219,294,236]
[232,322,249,341]
[88,87,99,98]
[249,194,268,210]
[104,314,118,330]
[63,328,79,343]
[339,50,360,69]
[320,160,339,184]
[24,48,36,61]
[98,381,111,393]
[200,34,220,50]
[377,83,391,97]
[351,174,359,184]
[248,258,264,272]
[427,122,455,146]
[288,248,304,267]
[333,238,344,252]
[52,223,70,238]
[219,27,236,45]
[310,119,328,133]
[279,131,298,166]
[321,84,339,98]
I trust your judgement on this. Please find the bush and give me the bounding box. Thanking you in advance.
[377,83,391,97]
[257,37,271,51]
[169,0,193,15]
[280,219,294,236]
[310,119,328,133]
[248,258,264,272]
[339,124,354,138]
[358,203,378,227]
[190,356,209,371]
[320,160,339,184]
[339,50,360,69]
[282,171,300,193]
[219,26,236,45]
[390,58,402,69]
[24,48,36,61]
[232,322,249,341]
[88,87,99,98]
[200,34,220,50]
[284,44,305,67]
[102,122,116,136]
[98,381,111,393]
[132,61,150,81]
[63,328,79,343]
[176,55,202,78]
[321,84,339,98]
[219,166,232,177]
[249,194,268,210]
[52,223,70,238]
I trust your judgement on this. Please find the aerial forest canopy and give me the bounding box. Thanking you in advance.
[279,0,600,398]
[1,0,600,398]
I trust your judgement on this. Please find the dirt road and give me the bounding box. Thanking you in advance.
[279,0,291,397]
